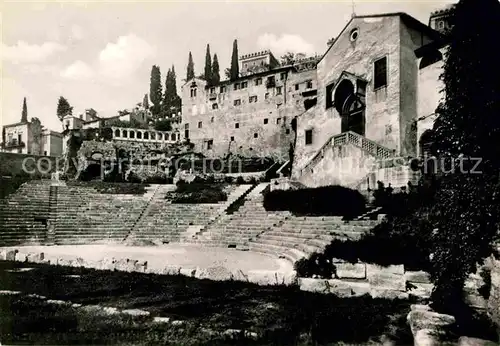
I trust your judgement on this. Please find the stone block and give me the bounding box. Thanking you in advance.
[331,257,347,264]
[122,309,150,316]
[366,264,405,276]
[248,270,286,286]
[335,263,366,279]
[408,282,433,300]
[134,260,147,273]
[71,257,85,268]
[370,288,409,300]
[299,278,329,293]
[5,250,17,261]
[0,250,6,261]
[405,270,431,284]
[26,252,44,263]
[57,258,73,267]
[114,258,129,272]
[326,279,354,297]
[15,252,27,262]
[99,257,116,271]
[407,304,455,337]
[195,266,233,281]
[163,265,181,275]
[153,316,171,324]
[465,293,487,310]
[180,267,196,277]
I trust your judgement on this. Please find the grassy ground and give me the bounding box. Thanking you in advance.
[0,261,413,345]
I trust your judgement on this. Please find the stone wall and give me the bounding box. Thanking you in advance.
[0,152,58,176]
[299,261,433,300]
[181,67,316,159]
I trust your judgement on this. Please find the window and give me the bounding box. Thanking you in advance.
[255,78,262,86]
[65,121,70,129]
[374,57,388,89]
[295,84,299,91]
[280,72,287,80]
[211,117,214,123]
[172,133,176,141]
[184,123,189,130]
[286,129,290,135]
[115,129,120,137]
[277,117,281,124]
[438,20,445,29]
[122,130,128,138]
[210,87,215,93]
[185,130,189,139]
[265,93,270,100]
[130,131,135,139]
[254,133,258,138]
[44,151,47,156]
[198,121,203,128]
[230,136,234,141]
[190,88,197,97]
[212,103,218,110]
[137,132,142,139]
[305,129,313,145]
[350,28,359,42]
[241,81,248,89]
[158,133,162,140]
[306,80,313,89]
[207,139,213,150]
[234,99,241,106]
[276,86,283,95]
[264,118,268,124]
[249,95,258,103]
[234,83,240,90]
[277,103,282,108]
[220,86,226,93]
[235,123,239,129]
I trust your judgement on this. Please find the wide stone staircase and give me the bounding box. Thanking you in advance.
[130,184,253,244]
[191,183,290,248]
[0,180,52,245]
[249,216,377,263]
[54,184,152,244]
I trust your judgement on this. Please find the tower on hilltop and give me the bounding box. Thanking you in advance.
[429,4,456,35]
[239,50,279,77]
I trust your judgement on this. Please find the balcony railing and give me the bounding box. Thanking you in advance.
[1,139,26,149]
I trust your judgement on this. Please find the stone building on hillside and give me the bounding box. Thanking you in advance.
[180,53,320,160]
[291,12,444,190]
[1,104,63,157]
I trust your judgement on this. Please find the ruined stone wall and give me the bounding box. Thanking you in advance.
[294,16,402,175]
[181,69,315,160]
[488,254,500,336]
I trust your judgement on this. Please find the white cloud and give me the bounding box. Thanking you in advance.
[257,33,315,57]
[98,34,156,80]
[1,41,66,63]
[60,60,94,80]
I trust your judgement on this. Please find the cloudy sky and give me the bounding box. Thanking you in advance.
[1,0,453,132]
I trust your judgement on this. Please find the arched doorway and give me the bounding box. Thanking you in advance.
[334,80,366,136]
[419,130,434,159]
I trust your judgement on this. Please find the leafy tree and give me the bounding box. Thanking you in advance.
[327,37,336,47]
[186,52,195,81]
[280,52,296,66]
[142,94,149,110]
[56,96,73,121]
[154,118,172,131]
[149,65,163,117]
[204,44,212,84]
[230,39,239,81]
[21,97,28,123]
[212,54,220,85]
[427,0,500,314]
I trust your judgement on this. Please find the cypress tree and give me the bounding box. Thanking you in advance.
[143,94,149,110]
[230,39,239,81]
[204,44,212,84]
[21,97,28,123]
[212,54,220,85]
[186,52,195,81]
[149,65,163,117]
[171,65,181,112]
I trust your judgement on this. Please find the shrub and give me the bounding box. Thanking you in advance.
[236,176,245,184]
[169,182,228,203]
[263,185,366,217]
[0,176,32,200]
[294,253,335,279]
